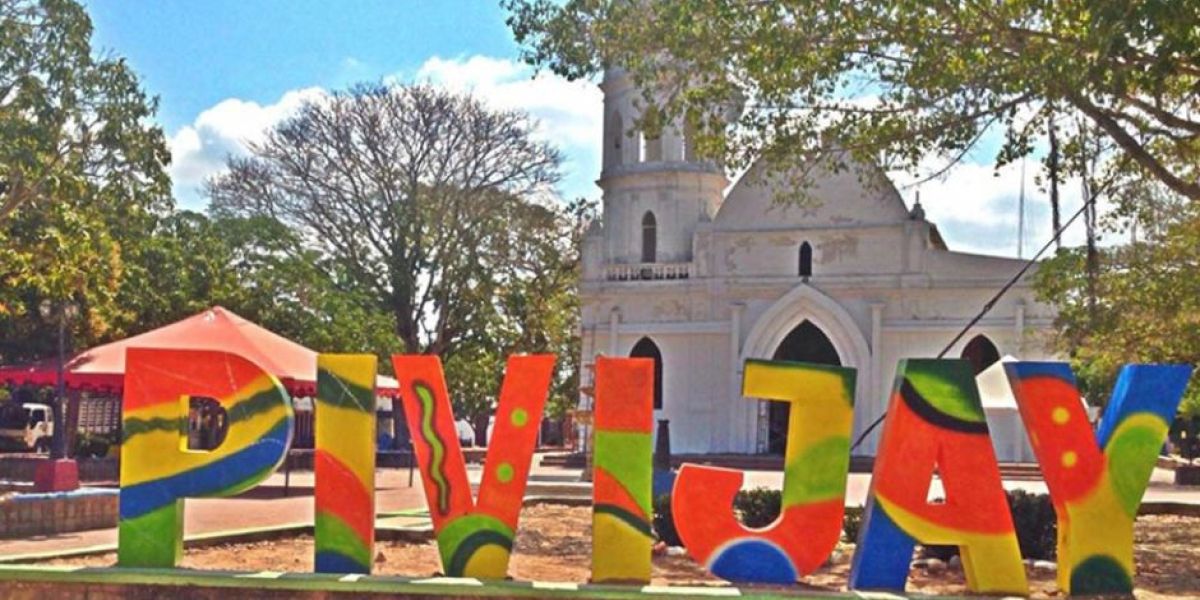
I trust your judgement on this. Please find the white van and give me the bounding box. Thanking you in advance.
[0,402,53,453]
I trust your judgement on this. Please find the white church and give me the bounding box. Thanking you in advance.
[578,69,1059,458]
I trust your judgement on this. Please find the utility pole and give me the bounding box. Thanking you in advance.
[1017,157,1026,258]
[34,299,80,492]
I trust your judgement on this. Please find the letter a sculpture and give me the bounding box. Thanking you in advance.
[850,359,1025,595]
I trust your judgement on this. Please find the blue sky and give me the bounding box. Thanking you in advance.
[86,1,517,131]
[83,1,1087,257]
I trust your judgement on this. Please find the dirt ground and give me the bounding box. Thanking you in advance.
[29,505,1200,598]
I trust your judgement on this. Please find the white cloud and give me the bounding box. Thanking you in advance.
[167,55,603,209]
[166,54,1120,259]
[412,55,602,201]
[890,158,1115,258]
[168,87,326,208]
[413,55,602,157]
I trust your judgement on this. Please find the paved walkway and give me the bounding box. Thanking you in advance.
[0,458,578,558]
[3,457,1198,560]
[0,468,430,558]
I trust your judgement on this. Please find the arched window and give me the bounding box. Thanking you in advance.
[641,211,657,263]
[799,242,813,279]
[961,334,1001,375]
[643,134,663,162]
[630,337,664,410]
[606,111,624,168]
[683,120,698,162]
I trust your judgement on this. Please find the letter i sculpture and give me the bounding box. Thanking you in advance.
[591,356,655,584]
[314,354,378,574]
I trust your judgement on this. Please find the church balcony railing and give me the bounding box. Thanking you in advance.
[604,262,691,281]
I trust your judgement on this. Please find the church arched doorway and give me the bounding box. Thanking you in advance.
[630,336,664,410]
[961,334,1001,375]
[766,320,841,454]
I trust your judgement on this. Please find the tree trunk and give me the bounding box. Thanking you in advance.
[1083,180,1100,323]
[65,390,82,458]
[473,412,490,447]
[1048,116,1062,246]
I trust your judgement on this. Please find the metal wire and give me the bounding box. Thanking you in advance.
[847,194,1098,453]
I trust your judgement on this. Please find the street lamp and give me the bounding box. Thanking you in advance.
[39,299,78,460]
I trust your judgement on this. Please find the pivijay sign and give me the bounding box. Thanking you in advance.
[114,348,1191,597]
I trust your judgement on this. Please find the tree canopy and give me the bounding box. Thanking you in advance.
[115,211,407,362]
[208,83,581,422]
[0,0,171,357]
[506,0,1200,204]
[208,83,563,356]
[0,0,170,220]
[1037,187,1200,416]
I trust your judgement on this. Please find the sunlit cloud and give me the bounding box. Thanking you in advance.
[166,55,603,210]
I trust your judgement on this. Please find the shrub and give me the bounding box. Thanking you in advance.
[652,493,682,547]
[842,505,863,543]
[1008,489,1057,560]
[734,487,782,528]
[919,490,1057,561]
[73,431,117,459]
[733,488,864,544]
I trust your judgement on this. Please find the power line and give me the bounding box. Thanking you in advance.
[848,193,1097,453]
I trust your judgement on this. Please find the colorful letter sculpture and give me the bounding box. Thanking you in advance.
[849,359,1026,595]
[314,354,378,574]
[673,359,856,584]
[118,349,294,567]
[590,357,655,584]
[1005,362,1191,595]
[393,354,554,579]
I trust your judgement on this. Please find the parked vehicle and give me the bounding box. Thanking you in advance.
[0,402,53,453]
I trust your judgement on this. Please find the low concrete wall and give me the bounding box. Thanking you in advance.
[76,457,119,482]
[0,456,40,482]
[0,457,119,484]
[0,488,118,538]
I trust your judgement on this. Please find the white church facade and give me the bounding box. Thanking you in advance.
[578,70,1058,457]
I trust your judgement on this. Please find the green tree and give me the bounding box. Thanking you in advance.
[442,197,590,442]
[1036,186,1200,416]
[0,0,170,360]
[207,83,578,427]
[0,195,126,362]
[506,1,1200,204]
[115,210,405,361]
[208,83,562,357]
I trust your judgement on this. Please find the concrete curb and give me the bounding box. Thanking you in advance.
[0,520,437,564]
[0,564,968,599]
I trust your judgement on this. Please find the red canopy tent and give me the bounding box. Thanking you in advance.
[0,306,400,397]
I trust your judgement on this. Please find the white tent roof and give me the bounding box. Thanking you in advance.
[976,355,1020,409]
[976,355,1093,416]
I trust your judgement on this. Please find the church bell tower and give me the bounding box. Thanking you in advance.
[597,68,729,273]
